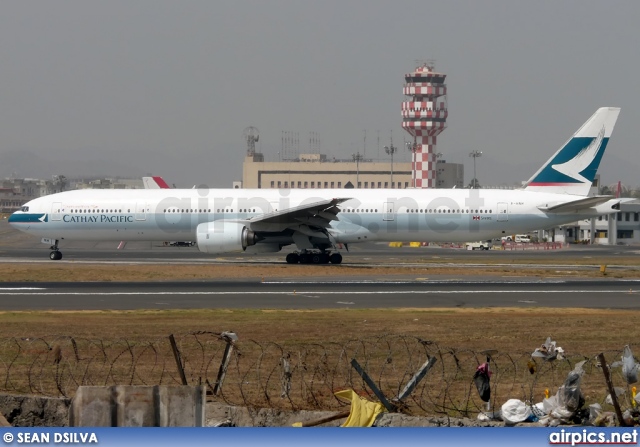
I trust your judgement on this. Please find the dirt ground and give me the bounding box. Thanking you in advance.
[0,306,636,356]
[1,258,640,282]
[0,254,638,415]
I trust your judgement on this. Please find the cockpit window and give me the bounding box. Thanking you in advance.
[21,206,29,212]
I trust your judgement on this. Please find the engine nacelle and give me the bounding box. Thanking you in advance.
[196,222,257,254]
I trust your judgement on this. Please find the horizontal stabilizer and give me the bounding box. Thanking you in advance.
[537,195,615,213]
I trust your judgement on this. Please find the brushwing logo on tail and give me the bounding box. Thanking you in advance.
[551,126,605,184]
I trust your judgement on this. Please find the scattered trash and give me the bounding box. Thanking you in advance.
[539,360,586,426]
[605,387,627,406]
[334,389,384,427]
[532,336,565,361]
[292,410,350,427]
[588,403,602,423]
[477,410,502,422]
[501,399,535,425]
[473,363,492,402]
[593,411,618,427]
[210,419,234,427]
[611,345,639,384]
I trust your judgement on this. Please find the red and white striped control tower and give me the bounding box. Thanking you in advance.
[401,63,448,188]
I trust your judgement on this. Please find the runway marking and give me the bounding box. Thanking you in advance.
[0,287,46,290]
[0,289,629,296]
[336,301,355,305]
[261,280,570,284]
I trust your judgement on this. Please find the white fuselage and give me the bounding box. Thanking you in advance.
[10,188,617,244]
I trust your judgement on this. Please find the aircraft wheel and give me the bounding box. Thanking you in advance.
[311,254,322,264]
[286,253,299,264]
[321,253,330,264]
[329,253,342,264]
[50,251,62,261]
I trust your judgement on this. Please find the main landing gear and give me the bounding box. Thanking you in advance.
[285,251,342,265]
[49,240,62,261]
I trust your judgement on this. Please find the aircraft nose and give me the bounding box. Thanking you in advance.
[8,212,17,226]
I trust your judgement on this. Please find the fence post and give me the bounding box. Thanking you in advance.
[213,332,238,396]
[597,353,628,427]
[350,358,396,412]
[281,354,292,398]
[396,356,437,402]
[169,334,188,386]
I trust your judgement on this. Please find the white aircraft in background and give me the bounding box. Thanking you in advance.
[142,176,171,189]
[117,176,171,250]
[9,107,621,264]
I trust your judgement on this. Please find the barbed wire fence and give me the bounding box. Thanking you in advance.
[0,334,637,418]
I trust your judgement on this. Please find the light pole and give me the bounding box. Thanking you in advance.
[352,152,363,187]
[406,141,418,188]
[384,142,397,187]
[469,150,482,189]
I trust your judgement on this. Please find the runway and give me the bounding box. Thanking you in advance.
[2,220,640,311]
[1,278,639,311]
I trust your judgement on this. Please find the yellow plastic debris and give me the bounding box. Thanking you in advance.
[334,389,384,427]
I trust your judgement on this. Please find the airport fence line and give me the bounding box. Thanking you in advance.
[0,333,636,418]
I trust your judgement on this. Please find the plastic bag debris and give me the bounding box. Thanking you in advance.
[501,399,534,425]
[473,363,491,402]
[605,387,626,406]
[540,361,586,425]
[593,411,617,427]
[588,403,602,423]
[477,410,502,422]
[621,345,639,384]
[558,360,586,413]
[532,336,564,361]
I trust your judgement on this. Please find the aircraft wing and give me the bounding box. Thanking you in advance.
[249,198,350,227]
[537,195,615,213]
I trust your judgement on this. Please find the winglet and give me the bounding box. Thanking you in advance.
[524,107,621,196]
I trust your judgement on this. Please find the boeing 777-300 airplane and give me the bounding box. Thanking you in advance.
[9,107,622,264]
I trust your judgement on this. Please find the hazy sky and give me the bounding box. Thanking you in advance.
[1,1,638,188]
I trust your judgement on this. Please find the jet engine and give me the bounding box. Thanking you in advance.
[196,222,257,254]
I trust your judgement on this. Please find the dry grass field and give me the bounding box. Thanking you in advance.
[0,244,639,414]
[0,307,637,416]
[0,307,635,352]
[1,257,640,282]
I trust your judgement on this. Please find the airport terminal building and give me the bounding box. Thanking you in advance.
[240,152,464,190]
